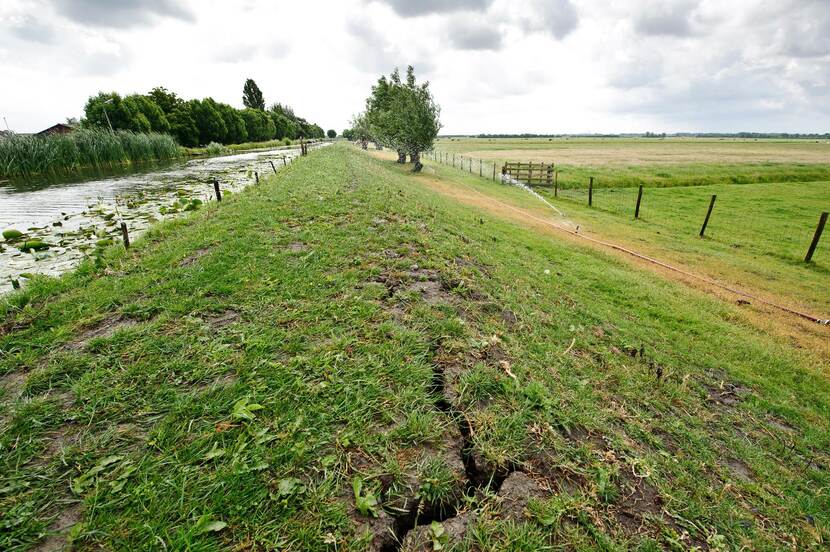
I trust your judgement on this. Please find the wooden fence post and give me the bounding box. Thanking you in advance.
[270,160,278,174]
[699,195,717,237]
[634,185,643,219]
[492,164,496,181]
[479,159,482,177]
[120,222,130,249]
[282,156,287,166]
[255,171,259,185]
[805,211,828,263]
[213,178,222,202]
[588,177,593,206]
[554,171,558,197]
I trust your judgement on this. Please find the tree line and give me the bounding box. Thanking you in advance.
[346,66,440,172]
[81,79,326,148]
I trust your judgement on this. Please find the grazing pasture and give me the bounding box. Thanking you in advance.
[429,138,830,319]
[436,137,830,189]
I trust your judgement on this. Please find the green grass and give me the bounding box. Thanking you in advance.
[424,143,830,317]
[435,137,830,189]
[550,181,830,313]
[0,130,181,178]
[1,145,828,551]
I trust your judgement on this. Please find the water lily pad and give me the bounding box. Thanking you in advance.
[20,240,50,252]
[3,229,24,241]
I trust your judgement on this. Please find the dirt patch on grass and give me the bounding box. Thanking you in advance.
[196,372,239,392]
[614,472,664,533]
[702,372,752,407]
[65,316,137,351]
[179,247,210,267]
[402,280,446,305]
[725,457,753,482]
[400,511,475,551]
[765,416,797,434]
[287,241,308,252]
[497,471,545,522]
[1,371,28,401]
[203,310,240,328]
[36,427,77,465]
[30,502,82,552]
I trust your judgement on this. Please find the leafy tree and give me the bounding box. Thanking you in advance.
[350,113,371,149]
[327,129,336,139]
[395,67,440,171]
[240,108,274,142]
[342,128,354,140]
[309,124,325,139]
[189,99,227,145]
[269,111,293,140]
[147,86,182,115]
[242,79,265,111]
[124,94,169,133]
[83,92,135,131]
[168,104,199,147]
[216,103,248,144]
[362,66,440,171]
[80,84,325,147]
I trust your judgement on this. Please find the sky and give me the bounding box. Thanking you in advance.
[1,0,829,134]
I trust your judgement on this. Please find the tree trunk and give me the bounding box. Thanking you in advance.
[396,150,406,164]
[360,139,368,150]
[411,151,422,172]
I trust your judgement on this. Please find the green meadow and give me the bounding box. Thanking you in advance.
[1,145,828,551]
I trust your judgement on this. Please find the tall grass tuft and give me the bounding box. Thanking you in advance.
[0,129,182,178]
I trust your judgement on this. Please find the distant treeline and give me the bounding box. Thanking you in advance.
[82,80,325,148]
[465,133,830,139]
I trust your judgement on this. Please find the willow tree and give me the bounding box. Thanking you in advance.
[350,113,371,149]
[391,66,440,172]
[365,70,404,162]
[364,66,440,171]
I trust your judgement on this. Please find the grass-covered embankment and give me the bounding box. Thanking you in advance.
[0,129,180,179]
[1,144,828,551]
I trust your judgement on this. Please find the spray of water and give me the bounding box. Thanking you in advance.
[500,174,577,229]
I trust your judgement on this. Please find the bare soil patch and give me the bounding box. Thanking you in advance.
[30,503,82,552]
[203,310,240,329]
[64,316,137,351]
[1,370,28,401]
[179,247,210,267]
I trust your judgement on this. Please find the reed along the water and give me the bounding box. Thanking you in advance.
[0,129,181,178]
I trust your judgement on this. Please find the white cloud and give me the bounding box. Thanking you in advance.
[1,0,829,134]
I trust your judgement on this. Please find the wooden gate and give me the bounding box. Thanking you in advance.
[501,162,554,187]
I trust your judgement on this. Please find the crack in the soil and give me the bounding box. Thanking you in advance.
[382,353,517,551]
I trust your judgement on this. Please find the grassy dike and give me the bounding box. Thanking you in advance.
[1,144,828,551]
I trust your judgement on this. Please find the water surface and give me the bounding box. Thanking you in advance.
[0,146,314,293]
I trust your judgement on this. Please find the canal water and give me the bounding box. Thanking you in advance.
[0,145,315,294]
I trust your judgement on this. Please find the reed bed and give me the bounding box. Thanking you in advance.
[0,129,181,178]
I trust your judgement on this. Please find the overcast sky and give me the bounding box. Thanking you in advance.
[1,0,829,134]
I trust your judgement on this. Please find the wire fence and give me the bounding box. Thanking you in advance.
[427,149,828,264]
